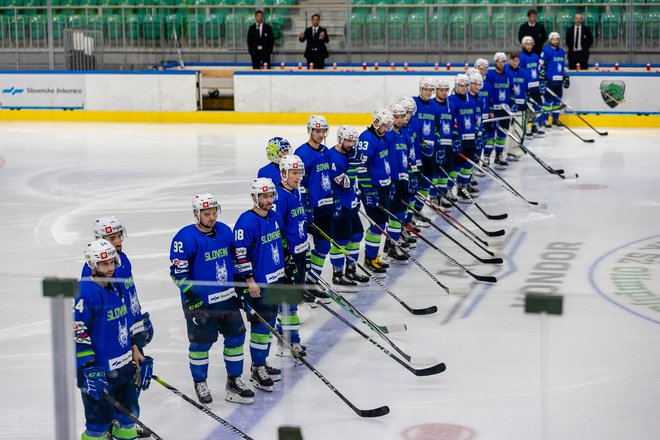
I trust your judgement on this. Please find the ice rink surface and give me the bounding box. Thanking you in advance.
[0,121,659,440]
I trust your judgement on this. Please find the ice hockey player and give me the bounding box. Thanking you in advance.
[351,108,394,275]
[467,72,486,194]
[448,73,478,203]
[75,239,153,440]
[327,125,373,284]
[82,216,154,438]
[396,95,422,245]
[294,115,334,289]
[382,103,412,264]
[519,36,545,137]
[432,77,456,209]
[485,52,515,170]
[541,32,568,128]
[272,155,308,357]
[233,178,286,393]
[258,137,293,183]
[505,52,530,161]
[170,193,254,405]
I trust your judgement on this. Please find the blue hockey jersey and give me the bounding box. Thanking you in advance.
[353,126,391,189]
[233,210,285,285]
[412,96,440,157]
[257,162,281,185]
[402,120,422,172]
[170,223,238,307]
[74,279,138,372]
[274,184,309,256]
[434,99,454,147]
[506,64,530,105]
[541,45,566,85]
[327,146,360,209]
[485,68,514,110]
[519,49,541,89]
[383,128,410,182]
[293,143,334,212]
[449,92,477,141]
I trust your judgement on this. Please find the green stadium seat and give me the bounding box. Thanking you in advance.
[105,13,124,41]
[165,13,184,39]
[582,10,598,32]
[185,13,204,40]
[203,13,224,43]
[9,15,27,41]
[365,13,385,46]
[622,11,642,41]
[142,13,162,40]
[125,14,141,41]
[471,11,489,41]
[646,11,660,41]
[348,12,365,45]
[87,14,104,32]
[555,11,572,34]
[600,11,620,40]
[407,10,425,46]
[68,13,88,26]
[428,11,448,40]
[603,0,625,14]
[491,11,512,41]
[537,11,554,33]
[387,12,405,47]
[29,14,46,43]
[449,11,465,43]
[4,0,23,17]
[224,13,246,44]
[51,14,68,40]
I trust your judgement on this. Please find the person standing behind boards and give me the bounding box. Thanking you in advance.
[299,14,329,69]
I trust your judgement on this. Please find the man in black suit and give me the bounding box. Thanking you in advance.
[518,9,547,56]
[565,12,593,70]
[298,14,329,69]
[247,10,274,69]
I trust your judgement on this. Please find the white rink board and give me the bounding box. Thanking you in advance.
[234,71,660,114]
[0,72,197,111]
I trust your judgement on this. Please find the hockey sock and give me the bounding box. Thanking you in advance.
[364,228,382,260]
[347,234,362,263]
[188,343,212,382]
[310,239,331,278]
[483,139,494,160]
[386,217,402,242]
[222,335,245,377]
[249,325,273,366]
[276,304,300,343]
[495,138,506,157]
[329,239,348,271]
[432,176,446,193]
[112,422,137,440]
[458,164,473,186]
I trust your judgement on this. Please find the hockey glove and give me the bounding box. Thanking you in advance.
[83,366,108,400]
[333,173,352,189]
[332,199,342,219]
[137,356,154,390]
[400,178,410,197]
[284,253,298,281]
[304,206,315,225]
[183,292,209,325]
[132,312,154,348]
[435,147,446,166]
[361,186,379,208]
[452,136,462,154]
[421,140,435,158]
[563,75,570,89]
[389,184,397,202]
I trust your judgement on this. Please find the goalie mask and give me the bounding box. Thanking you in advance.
[266,137,292,164]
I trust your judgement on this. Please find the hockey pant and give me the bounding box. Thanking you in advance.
[277,252,306,343]
[456,140,477,187]
[363,186,391,260]
[329,206,363,272]
[386,180,408,243]
[543,83,563,124]
[247,285,280,366]
[186,298,246,381]
[79,363,139,440]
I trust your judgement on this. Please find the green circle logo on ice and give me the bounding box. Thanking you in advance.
[589,234,660,325]
[401,423,477,440]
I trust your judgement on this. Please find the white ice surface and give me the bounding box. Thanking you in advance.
[0,122,659,440]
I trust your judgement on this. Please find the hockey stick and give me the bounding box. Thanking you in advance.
[376,205,497,283]
[429,167,508,221]
[546,88,608,136]
[415,193,503,249]
[103,390,164,440]
[530,95,596,143]
[356,211,462,296]
[403,200,504,264]
[482,105,565,123]
[246,306,390,418]
[305,292,446,376]
[171,26,185,69]
[153,375,254,439]
[312,278,438,365]
[310,222,441,312]
[459,153,547,209]
[498,125,579,180]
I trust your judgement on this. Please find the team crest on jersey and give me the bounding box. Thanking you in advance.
[321,173,331,192]
[118,319,128,347]
[216,260,228,284]
[464,116,472,130]
[129,291,140,315]
[531,69,537,79]
[499,90,506,102]
[422,121,431,137]
[442,122,451,135]
[298,221,306,238]
[271,243,280,266]
[384,159,391,175]
[401,155,407,169]
[513,84,521,97]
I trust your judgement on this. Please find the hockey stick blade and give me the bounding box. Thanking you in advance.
[411,362,447,377]
[379,323,407,333]
[358,406,391,418]
[467,270,497,283]
[484,228,505,237]
[481,256,504,264]
[409,304,439,315]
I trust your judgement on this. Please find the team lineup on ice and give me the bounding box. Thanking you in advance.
[2,49,660,440]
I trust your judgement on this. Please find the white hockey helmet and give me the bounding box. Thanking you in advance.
[306,115,329,136]
[435,77,451,90]
[466,67,479,78]
[279,154,305,176]
[84,238,121,271]
[474,58,489,69]
[455,74,470,87]
[336,125,359,145]
[549,32,560,40]
[389,102,406,117]
[250,177,277,198]
[419,76,436,91]
[93,215,126,241]
[372,108,394,131]
[266,137,292,164]
[521,36,535,47]
[494,52,507,62]
[192,193,220,223]
[397,96,416,114]
[469,73,484,87]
